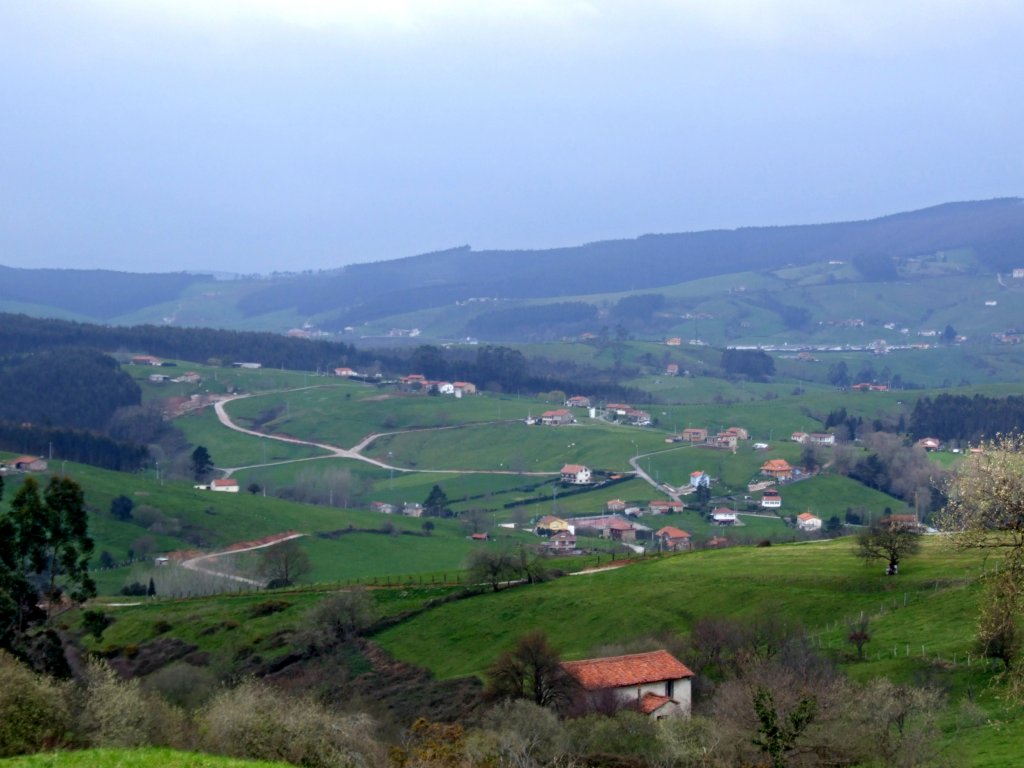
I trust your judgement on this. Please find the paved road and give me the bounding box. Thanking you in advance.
[180,531,306,586]
[212,393,559,479]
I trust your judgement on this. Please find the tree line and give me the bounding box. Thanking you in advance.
[909,393,1024,443]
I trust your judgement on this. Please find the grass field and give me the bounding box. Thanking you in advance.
[369,537,1021,764]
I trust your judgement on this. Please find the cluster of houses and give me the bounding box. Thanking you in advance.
[534,399,652,428]
[148,371,202,385]
[666,426,750,451]
[398,374,478,397]
[790,431,836,445]
[370,501,424,517]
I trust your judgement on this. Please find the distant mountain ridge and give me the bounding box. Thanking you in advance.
[1,198,1021,329]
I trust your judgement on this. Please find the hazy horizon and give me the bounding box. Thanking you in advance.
[2,1,1022,274]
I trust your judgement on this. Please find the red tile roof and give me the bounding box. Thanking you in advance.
[561,650,693,690]
[656,526,690,539]
[639,693,673,714]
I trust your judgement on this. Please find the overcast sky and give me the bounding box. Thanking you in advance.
[1,1,1021,274]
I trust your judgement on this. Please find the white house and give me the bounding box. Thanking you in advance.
[797,512,822,531]
[711,508,738,525]
[689,471,709,488]
[761,490,782,509]
[210,478,240,493]
[561,650,694,718]
[560,464,592,485]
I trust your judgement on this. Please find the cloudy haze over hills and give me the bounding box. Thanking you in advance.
[1,0,1021,273]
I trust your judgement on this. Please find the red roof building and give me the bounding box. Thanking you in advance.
[561,650,694,718]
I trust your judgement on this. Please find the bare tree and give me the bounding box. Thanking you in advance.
[467,549,516,592]
[485,631,574,709]
[258,539,311,587]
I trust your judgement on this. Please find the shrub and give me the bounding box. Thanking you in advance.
[0,651,74,757]
[249,599,291,618]
[198,678,387,767]
[82,610,113,640]
[78,657,187,749]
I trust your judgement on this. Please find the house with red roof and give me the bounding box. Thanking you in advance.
[560,464,592,485]
[760,459,794,479]
[648,500,684,514]
[542,409,576,426]
[210,478,240,493]
[561,650,694,718]
[761,490,782,509]
[682,428,708,443]
[655,526,692,552]
[797,512,822,531]
[565,395,591,408]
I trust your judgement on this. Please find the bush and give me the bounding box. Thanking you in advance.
[78,657,187,749]
[249,599,291,618]
[0,651,74,757]
[82,610,113,640]
[197,678,387,767]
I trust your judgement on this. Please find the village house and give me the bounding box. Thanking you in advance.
[682,428,708,443]
[399,374,427,392]
[689,470,709,488]
[370,501,396,514]
[561,650,694,719]
[665,363,679,376]
[760,459,794,480]
[881,514,925,532]
[665,337,683,346]
[130,355,163,366]
[705,535,730,549]
[797,512,822,532]
[722,426,749,440]
[210,478,240,493]
[542,409,576,426]
[606,403,631,417]
[334,367,357,377]
[711,508,738,525]
[561,464,592,485]
[648,500,684,514]
[807,433,836,446]
[432,381,455,395]
[655,526,692,552]
[570,514,650,543]
[761,490,782,509]
[535,515,572,535]
[148,374,171,383]
[11,456,48,472]
[565,395,591,408]
[544,530,577,552]
[402,503,424,518]
[709,432,739,451]
[626,408,652,426]
[916,437,941,452]
[605,499,627,513]
[453,381,477,396]
[172,372,201,384]
[791,431,809,443]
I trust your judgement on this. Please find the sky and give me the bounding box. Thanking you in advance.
[1,0,1022,274]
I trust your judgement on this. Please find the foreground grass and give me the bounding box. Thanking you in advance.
[0,749,291,768]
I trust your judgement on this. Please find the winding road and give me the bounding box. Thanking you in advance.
[212,394,560,479]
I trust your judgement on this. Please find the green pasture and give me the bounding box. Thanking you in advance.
[773,474,911,520]
[0,749,292,768]
[125,361,327,403]
[373,536,987,678]
[222,387,545,448]
[363,420,668,473]
[175,407,326,468]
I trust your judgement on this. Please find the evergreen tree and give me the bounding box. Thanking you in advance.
[191,446,214,482]
[423,484,452,518]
